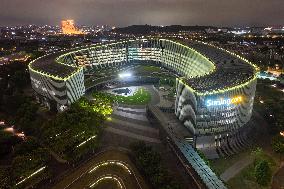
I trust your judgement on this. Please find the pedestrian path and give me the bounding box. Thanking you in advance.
[112,110,148,121]
[148,105,227,189]
[109,117,159,134]
[105,104,161,144]
[220,155,253,182]
[105,127,161,144]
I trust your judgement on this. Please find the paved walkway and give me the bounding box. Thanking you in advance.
[102,86,162,144]
[49,150,68,164]
[105,127,161,143]
[144,85,160,105]
[272,162,284,188]
[109,117,159,134]
[220,156,253,182]
[112,109,148,121]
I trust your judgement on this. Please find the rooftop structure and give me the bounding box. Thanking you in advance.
[29,38,257,92]
[29,52,79,79]
[183,41,256,94]
[29,38,258,139]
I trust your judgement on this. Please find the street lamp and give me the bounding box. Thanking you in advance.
[118,72,132,78]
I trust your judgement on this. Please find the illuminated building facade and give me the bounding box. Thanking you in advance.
[28,38,258,138]
[61,20,84,35]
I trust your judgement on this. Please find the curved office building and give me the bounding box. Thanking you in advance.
[29,38,258,137]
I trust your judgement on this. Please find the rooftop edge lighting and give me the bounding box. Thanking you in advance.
[29,38,258,94]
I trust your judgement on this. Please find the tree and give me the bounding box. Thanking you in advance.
[271,135,284,157]
[197,149,211,167]
[9,70,29,90]
[275,115,284,132]
[15,101,39,134]
[251,147,265,163]
[254,160,271,186]
[0,130,21,156]
[11,137,49,183]
[130,142,181,189]
[2,94,26,115]
[14,137,41,156]
[38,97,106,161]
[30,51,44,60]
[11,150,49,187]
[0,167,13,188]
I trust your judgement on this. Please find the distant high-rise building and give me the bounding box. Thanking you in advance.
[61,20,84,35]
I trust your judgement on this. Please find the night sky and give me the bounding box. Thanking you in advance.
[0,0,283,27]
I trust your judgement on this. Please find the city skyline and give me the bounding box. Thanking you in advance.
[0,0,283,27]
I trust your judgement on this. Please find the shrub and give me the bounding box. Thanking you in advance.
[254,160,271,186]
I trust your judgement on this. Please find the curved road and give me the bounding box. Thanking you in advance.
[51,150,148,189]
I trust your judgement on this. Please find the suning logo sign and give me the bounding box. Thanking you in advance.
[206,96,242,107]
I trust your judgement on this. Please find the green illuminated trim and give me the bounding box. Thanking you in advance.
[199,41,259,71]
[29,38,258,94]
[162,39,216,76]
[28,57,83,81]
[177,74,257,96]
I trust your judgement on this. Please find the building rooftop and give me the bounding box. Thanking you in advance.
[181,40,256,93]
[29,52,78,79]
[29,39,257,91]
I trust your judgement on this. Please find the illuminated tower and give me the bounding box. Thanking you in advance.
[61,20,84,35]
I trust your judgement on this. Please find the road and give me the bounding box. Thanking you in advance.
[52,149,148,189]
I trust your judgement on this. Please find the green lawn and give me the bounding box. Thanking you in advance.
[227,164,265,189]
[223,150,278,189]
[211,150,251,176]
[133,65,164,75]
[108,87,151,105]
[227,159,277,189]
[211,148,280,189]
